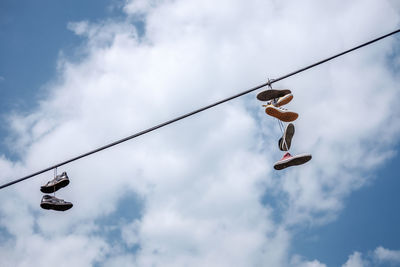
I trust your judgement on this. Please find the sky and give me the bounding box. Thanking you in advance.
[0,0,400,266]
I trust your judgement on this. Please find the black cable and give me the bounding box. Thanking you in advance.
[1,28,399,190]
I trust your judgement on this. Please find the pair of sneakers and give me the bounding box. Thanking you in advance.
[273,123,312,170]
[40,172,73,211]
[257,89,298,122]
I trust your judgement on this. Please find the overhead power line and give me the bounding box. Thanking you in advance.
[1,28,400,191]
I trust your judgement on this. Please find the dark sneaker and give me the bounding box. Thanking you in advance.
[264,104,298,122]
[274,152,312,170]
[279,123,295,151]
[40,172,70,193]
[257,89,291,101]
[40,195,73,211]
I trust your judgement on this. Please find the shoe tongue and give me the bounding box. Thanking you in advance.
[283,152,292,159]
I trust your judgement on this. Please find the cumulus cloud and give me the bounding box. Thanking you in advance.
[340,247,400,267]
[374,246,400,264]
[342,252,365,267]
[291,255,327,267]
[0,0,400,266]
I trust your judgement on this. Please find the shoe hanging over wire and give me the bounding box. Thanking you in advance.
[279,123,295,151]
[274,152,312,170]
[263,104,298,122]
[40,195,73,211]
[274,93,293,107]
[257,88,291,101]
[40,171,70,193]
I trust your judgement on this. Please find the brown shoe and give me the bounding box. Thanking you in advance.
[257,89,291,101]
[264,105,298,122]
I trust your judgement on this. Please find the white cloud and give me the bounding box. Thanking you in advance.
[0,234,108,267]
[374,246,400,263]
[124,0,158,15]
[342,252,365,267]
[0,0,400,266]
[291,255,327,267]
[340,247,400,267]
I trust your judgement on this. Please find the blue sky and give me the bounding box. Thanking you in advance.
[0,0,123,155]
[1,1,400,266]
[293,153,400,266]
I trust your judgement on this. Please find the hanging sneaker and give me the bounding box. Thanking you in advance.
[275,93,293,107]
[264,105,298,122]
[279,123,295,151]
[40,195,73,211]
[273,152,312,170]
[40,172,70,193]
[257,89,291,101]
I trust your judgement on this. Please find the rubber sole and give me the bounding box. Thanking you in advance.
[274,154,312,170]
[279,123,295,151]
[257,89,291,101]
[40,202,73,211]
[40,179,69,193]
[265,106,298,122]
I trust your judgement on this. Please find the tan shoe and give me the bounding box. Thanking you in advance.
[275,93,293,107]
[264,105,298,122]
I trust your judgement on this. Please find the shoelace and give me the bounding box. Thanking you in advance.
[271,98,278,105]
[265,104,288,111]
[263,98,278,106]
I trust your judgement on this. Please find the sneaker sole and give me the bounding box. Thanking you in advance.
[40,202,73,211]
[279,123,295,151]
[257,89,291,101]
[265,107,298,122]
[40,178,70,193]
[276,94,293,107]
[274,154,312,170]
